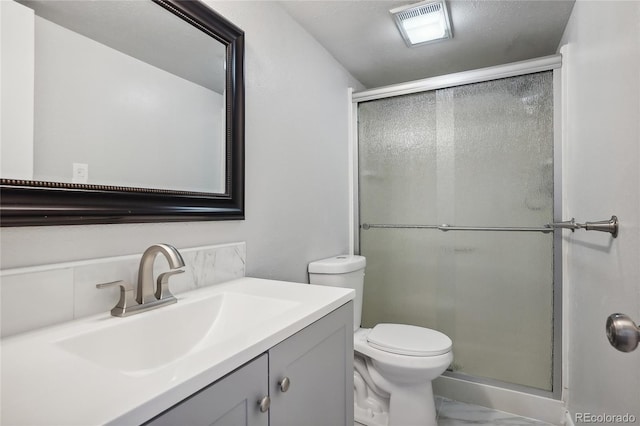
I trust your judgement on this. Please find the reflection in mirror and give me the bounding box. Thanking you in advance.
[1,0,245,225]
[5,0,226,193]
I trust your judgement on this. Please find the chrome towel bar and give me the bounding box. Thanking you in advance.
[360,223,552,233]
[361,215,619,237]
[546,215,618,238]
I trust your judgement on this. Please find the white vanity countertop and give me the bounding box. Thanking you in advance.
[1,277,354,426]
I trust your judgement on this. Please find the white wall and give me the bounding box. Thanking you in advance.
[0,1,365,284]
[559,0,640,420]
[0,0,34,180]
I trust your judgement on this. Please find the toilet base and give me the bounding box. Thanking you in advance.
[355,384,438,426]
[353,369,438,426]
[354,367,389,426]
[388,382,437,426]
[354,402,389,426]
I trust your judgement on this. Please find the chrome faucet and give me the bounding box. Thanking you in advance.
[97,244,185,317]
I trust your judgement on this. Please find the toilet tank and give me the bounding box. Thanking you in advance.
[308,255,366,331]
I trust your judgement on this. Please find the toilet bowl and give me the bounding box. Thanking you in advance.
[308,255,453,426]
[354,326,452,426]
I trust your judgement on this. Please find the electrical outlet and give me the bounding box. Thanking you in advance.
[72,163,88,184]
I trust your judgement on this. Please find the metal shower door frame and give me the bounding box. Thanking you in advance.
[349,55,563,400]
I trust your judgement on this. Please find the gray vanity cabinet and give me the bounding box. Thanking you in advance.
[269,301,353,426]
[146,302,353,426]
[147,354,269,426]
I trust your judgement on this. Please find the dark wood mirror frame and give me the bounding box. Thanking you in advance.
[0,0,244,226]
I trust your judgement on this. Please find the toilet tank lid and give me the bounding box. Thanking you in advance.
[308,255,366,274]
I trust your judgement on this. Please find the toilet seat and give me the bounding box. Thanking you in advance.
[354,327,452,371]
[367,324,452,356]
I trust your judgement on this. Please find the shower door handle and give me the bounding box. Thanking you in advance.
[606,313,640,352]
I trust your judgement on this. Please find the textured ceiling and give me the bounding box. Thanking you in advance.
[280,0,575,89]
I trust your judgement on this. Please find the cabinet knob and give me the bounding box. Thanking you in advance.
[279,376,291,392]
[258,395,271,413]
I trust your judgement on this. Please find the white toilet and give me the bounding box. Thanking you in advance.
[308,255,452,426]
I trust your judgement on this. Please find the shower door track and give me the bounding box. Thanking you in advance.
[352,54,562,102]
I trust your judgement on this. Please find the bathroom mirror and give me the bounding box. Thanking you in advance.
[0,0,244,226]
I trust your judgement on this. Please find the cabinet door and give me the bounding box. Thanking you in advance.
[146,354,269,426]
[269,302,353,426]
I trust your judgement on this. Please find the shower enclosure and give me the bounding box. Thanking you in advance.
[355,65,560,395]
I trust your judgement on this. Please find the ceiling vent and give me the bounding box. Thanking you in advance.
[390,0,453,47]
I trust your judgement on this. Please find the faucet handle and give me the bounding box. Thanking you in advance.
[96,280,137,317]
[155,269,184,301]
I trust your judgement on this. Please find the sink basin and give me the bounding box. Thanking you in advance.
[57,292,299,374]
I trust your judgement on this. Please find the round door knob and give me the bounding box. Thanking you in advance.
[279,376,291,392]
[606,313,640,352]
[258,395,270,413]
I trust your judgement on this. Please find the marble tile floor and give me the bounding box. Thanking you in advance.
[355,396,553,426]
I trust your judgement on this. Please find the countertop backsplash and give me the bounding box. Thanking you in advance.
[0,242,246,338]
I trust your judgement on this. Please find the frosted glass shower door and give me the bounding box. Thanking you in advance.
[358,72,554,391]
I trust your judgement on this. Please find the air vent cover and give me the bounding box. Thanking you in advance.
[390,0,453,47]
[396,2,442,21]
